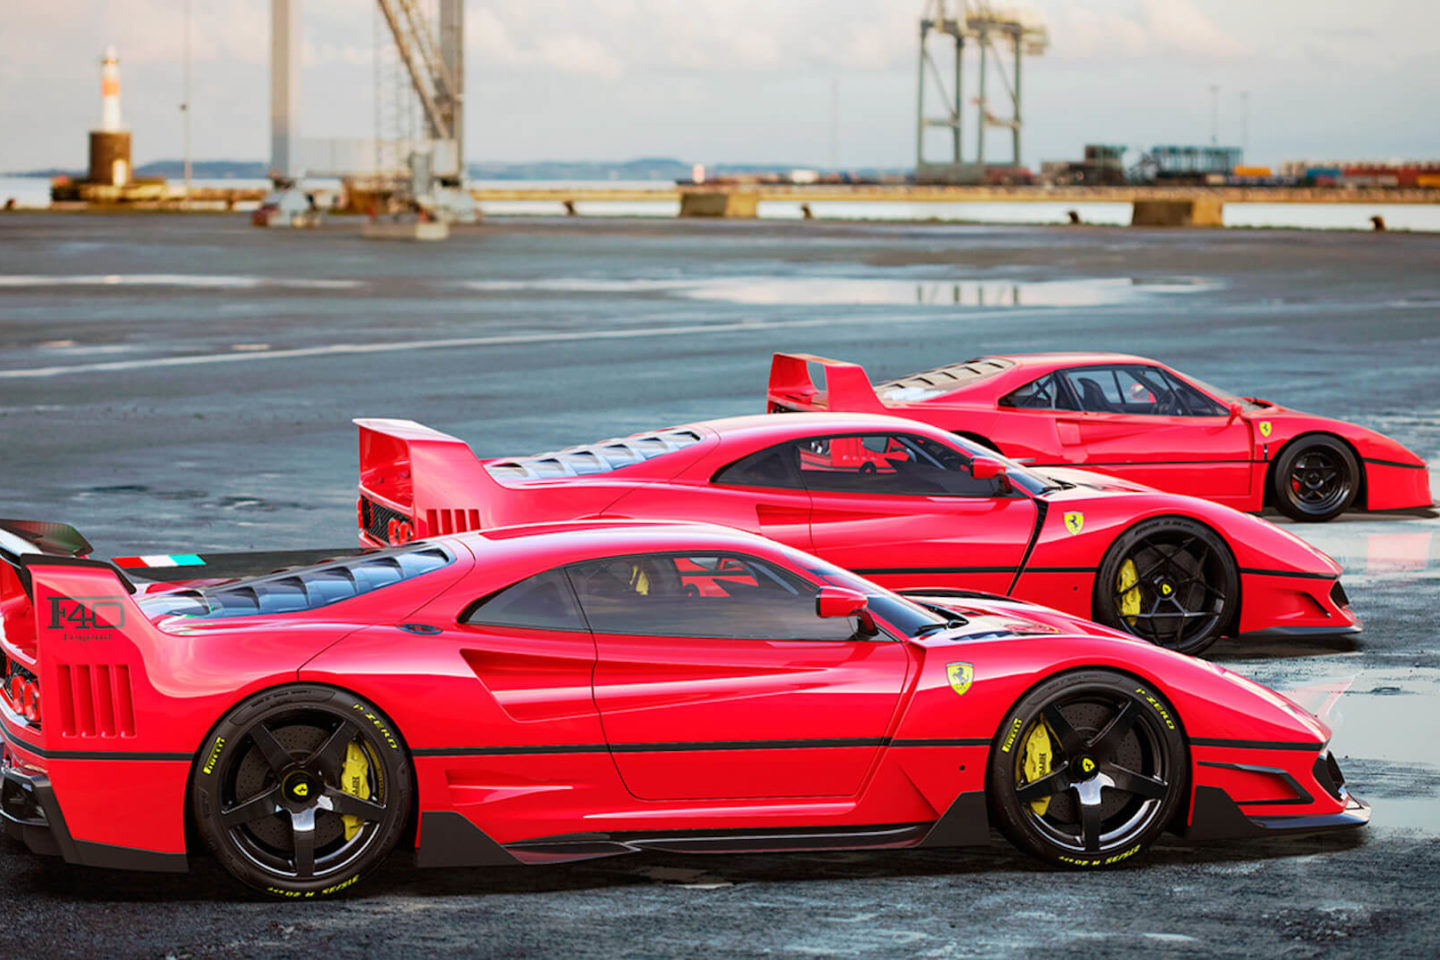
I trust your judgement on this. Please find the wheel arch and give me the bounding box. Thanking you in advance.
[181,680,421,859]
[1264,431,1367,511]
[984,663,1195,829]
[1090,513,1243,636]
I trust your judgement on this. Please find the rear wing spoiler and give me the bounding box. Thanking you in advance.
[0,518,135,599]
[767,353,886,414]
[355,418,503,544]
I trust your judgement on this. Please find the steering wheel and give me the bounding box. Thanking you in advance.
[858,461,877,475]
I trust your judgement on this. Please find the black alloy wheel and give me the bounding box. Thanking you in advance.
[192,685,412,898]
[989,670,1186,868]
[1094,516,1238,656]
[1273,435,1359,522]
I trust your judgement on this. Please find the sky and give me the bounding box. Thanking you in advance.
[1,0,1436,173]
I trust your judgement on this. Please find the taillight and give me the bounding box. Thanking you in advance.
[5,669,39,725]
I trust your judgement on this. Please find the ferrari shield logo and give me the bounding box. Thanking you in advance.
[1258,421,1273,438]
[1064,512,1084,536]
[947,662,973,697]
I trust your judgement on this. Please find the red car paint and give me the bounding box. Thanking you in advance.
[354,413,1358,642]
[0,520,1366,876]
[766,352,1431,515]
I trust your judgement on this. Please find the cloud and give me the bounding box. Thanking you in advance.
[1039,0,1252,62]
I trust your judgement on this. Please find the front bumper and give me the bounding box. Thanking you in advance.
[1186,748,1370,841]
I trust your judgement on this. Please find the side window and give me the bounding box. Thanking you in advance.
[566,553,859,641]
[712,442,802,489]
[1066,365,1228,417]
[1063,367,1127,413]
[462,568,586,631]
[797,433,1001,497]
[999,372,1077,410]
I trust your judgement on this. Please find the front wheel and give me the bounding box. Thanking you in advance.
[1272,435,1359,522]
[191,685,413,898]
[989,670,1187,868]
[1094,516,1238,655]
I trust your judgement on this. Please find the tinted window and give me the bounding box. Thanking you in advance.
[1065,365,1228,417]
[1157,369,1228,416]
[463,568,586,631]
[1000,372,1079,410]
[798,434,1002,497]
[712,442,802,489]
[567,553,859,641]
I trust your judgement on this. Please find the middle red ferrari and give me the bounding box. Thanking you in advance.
[355,410,1358,656]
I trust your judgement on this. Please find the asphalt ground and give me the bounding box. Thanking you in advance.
[0,214,1438,958]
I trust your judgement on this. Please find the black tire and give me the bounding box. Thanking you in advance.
[1272,435,1359,522]
[1093,516,1238,656]
[989,670,1187,868]
[191,685,413,899]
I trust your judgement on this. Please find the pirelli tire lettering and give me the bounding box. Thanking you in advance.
[201,736,226,776]
[1057,844,1142,868]
[1136,686,1178,731]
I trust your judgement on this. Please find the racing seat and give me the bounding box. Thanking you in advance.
[1077,378,1117,413]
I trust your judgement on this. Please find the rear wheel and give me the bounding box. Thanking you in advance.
[1273,435,1359,522]
[1094,516,1238,655]
[191,685,412,898]
[989,670,1186,868]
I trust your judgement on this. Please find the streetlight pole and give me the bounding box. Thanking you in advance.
[1208,84,1219,147]
[1240,90,1250,158]
[182,0,192,206]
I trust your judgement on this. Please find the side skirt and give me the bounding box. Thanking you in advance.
[416,794,994,868]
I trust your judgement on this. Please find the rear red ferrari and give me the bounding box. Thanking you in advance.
[1,518,1365,897]
[767,351,1431,522]
[355,412,1359,655]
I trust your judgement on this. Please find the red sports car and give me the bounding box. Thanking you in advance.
[767,352,1431,522]
[0,518,1366,898]
[355,413,1358,655]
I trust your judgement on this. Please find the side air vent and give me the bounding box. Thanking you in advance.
[426,508,482,535]
[54,663,136,738]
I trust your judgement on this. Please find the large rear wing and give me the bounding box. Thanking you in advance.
[767,353,886,415]
[0,518,134,601]
[355,418,504,545]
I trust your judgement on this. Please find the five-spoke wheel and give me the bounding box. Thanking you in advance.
[989,670,1186,868]
[1273,435,1359,522]
[1094,516,1238,655]
[192,685,412,898]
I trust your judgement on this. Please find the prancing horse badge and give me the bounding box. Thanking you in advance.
[947,662,973,696]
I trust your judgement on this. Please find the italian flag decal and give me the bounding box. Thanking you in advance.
[112,554,206,569]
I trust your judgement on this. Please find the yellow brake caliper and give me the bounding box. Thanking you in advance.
[1019,722,1055,815]
[1117,558,1141,625]
[340,741,372,841]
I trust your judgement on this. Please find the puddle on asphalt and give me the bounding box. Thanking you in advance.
[1226,505,1440,831]
[1273,498,1440,586]
[461,275,1217,308]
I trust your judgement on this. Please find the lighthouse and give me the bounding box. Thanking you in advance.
[88,46,132,186]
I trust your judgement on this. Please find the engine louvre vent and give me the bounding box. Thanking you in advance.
[55,663,135,738]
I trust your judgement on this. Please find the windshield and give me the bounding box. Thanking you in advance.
[1175,371,1268,412]
[793,553,951,637]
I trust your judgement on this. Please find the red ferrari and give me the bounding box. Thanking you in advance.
[0,518,1366,898]
[767,352,1431,522]
[356,413,1357,656]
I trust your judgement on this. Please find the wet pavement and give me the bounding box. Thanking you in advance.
[0,214,1438,958]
